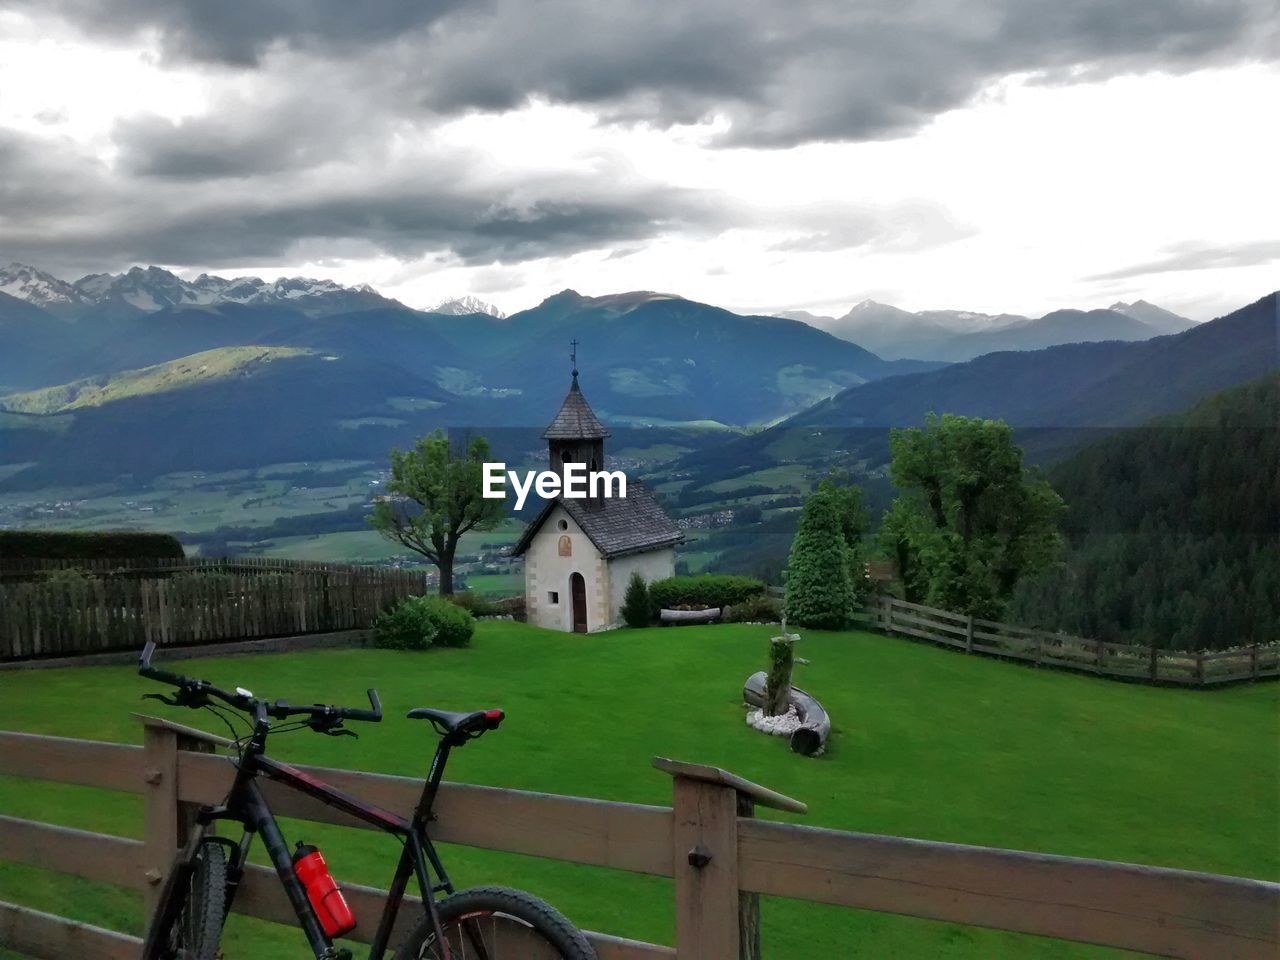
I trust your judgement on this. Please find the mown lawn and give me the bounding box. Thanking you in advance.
[0,622,1276,958]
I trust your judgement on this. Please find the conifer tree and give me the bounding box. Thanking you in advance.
[621,572,651,628]
[784,484,855,629]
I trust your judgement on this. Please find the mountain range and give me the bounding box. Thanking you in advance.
[0,262,406,319]
[1,258,1266,493]
[681,292,1278,480]
[781,298,1197,361]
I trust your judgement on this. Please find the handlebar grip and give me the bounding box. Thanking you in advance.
[141,663,190,687]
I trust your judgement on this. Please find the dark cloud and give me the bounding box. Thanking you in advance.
[3,0,1273,277]
[0,126,728,275]
[1086,241,1280,281]
[6,0,468,66]
[10,0,1276,145]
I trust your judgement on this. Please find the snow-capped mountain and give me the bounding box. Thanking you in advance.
[1,263,405,318]
[427,295,506,318]
[0,262,85,309]
[1108,299,1195,335]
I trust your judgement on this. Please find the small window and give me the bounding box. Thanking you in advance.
[557,519,569,531]
[548,591,560,605]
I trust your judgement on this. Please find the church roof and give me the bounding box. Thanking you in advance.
[542,377,610,440]
[510,482,683,560]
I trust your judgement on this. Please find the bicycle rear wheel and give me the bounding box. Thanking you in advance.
[394,885,597,960]
[142,838,228,960]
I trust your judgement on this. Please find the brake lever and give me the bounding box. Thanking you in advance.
[141,692,180,706]
[308,716,358,738]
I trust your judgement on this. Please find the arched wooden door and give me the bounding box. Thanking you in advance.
[569,572,587,633]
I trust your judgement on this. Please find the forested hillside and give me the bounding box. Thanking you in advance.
[1010,375,1279,650]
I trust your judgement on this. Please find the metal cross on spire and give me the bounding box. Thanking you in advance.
[570,339,579,382]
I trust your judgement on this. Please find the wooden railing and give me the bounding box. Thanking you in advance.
[0,560,428,661]
[0,719,1276,958]
[872,596,1280,686]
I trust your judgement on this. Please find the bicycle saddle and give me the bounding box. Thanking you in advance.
[407,707,504,739]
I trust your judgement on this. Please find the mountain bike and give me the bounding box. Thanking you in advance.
[137,640,597,960]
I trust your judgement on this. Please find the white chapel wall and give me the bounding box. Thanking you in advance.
[523,505,608,632]
[605,548,676,625]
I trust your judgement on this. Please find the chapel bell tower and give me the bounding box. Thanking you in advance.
[542,340,610,489]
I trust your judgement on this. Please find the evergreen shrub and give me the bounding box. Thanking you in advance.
[375,595,474,650]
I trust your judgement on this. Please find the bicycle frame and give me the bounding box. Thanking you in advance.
[147,719,466,960]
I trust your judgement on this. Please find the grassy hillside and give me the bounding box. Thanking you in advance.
[0,346,317,414]
[0,623,1274,958]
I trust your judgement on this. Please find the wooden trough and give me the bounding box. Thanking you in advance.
[660,607,721,625]
[743,670,832,756]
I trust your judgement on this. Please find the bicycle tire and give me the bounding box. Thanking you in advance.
[143,839,228,960]
[393,885,597,960]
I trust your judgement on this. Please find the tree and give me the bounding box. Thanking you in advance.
[370,431,504,595]
[879,413,1062,618]
[821,471,871,608]
[784,481,856,629]
[621,572,651,628]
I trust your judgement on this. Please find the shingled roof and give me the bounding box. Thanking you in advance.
[510,482,683,559]
[542,377,610,440]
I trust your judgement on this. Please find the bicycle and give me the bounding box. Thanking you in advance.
[137,640,597,960]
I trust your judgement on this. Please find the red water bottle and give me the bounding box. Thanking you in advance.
[292,843,357,938]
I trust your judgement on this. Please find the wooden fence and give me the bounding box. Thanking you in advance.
[0,559,428,661]
[871,596,1280,686]
[0,718,1276,958]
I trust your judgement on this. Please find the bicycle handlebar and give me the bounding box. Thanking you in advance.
[139,640,382,725]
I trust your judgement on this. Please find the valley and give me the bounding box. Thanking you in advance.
[1,262,1275,630]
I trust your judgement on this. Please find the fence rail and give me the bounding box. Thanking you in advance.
[0,558,427,661]
[871,596,1279,686]
[0,721,1275,959]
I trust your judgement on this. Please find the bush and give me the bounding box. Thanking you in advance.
[724,593,782,623]
[447,591,500,617]
[621,572,651,627]
[648,574,765,611]
[0,530,185,560]
[493,595,526,621]
[374,595,475,651]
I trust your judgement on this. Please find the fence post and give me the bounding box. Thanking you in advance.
[140,716,218,922]
[1149,644,1158,681]
[142,719,179,921]
[1196,650,1205,686]
[653,757,806,960]
[1251,643,1259,681]
[965,615,974,654]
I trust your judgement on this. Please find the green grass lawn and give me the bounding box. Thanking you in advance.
[0,623,1276,958]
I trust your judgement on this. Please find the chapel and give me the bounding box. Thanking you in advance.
[510,364,681,632]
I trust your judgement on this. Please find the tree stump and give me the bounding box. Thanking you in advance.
[765,621,797,717]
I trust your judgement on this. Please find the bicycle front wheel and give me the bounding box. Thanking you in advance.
[142,838,228,960]
[394,886,597,960]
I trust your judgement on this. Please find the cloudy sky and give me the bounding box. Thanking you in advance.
[0,1,1276,322]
